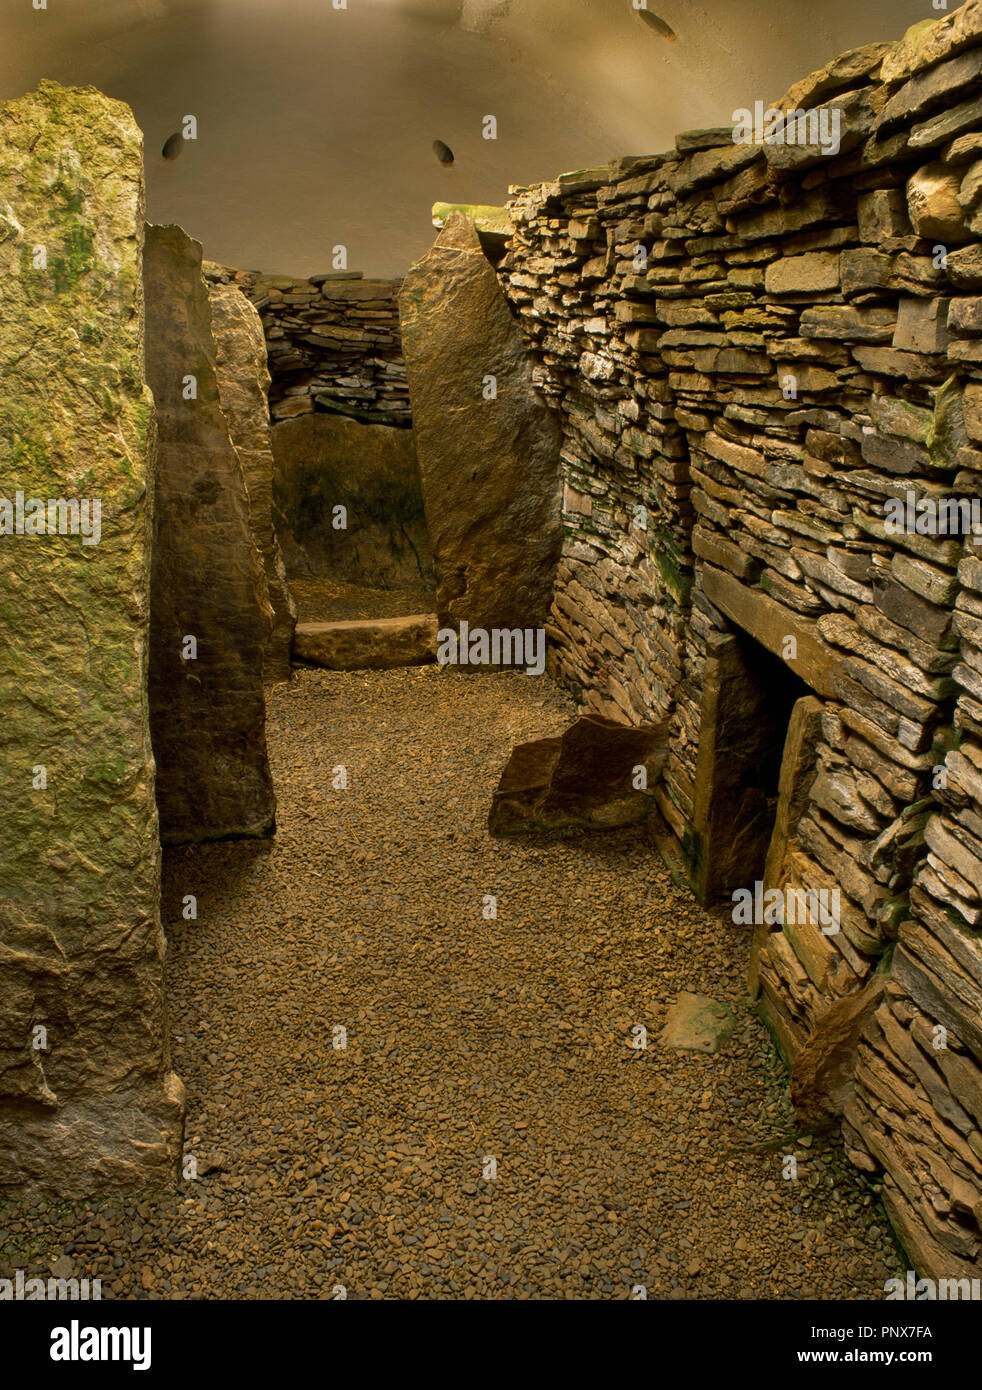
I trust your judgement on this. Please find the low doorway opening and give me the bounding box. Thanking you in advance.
[690,628,812,904]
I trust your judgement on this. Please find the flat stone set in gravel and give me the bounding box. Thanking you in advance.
[0,668,903,1299]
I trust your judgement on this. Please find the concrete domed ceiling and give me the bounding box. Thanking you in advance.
[2,0,933,277]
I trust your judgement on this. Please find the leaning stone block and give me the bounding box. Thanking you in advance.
[488,714,668,836]
[400,213,563,630]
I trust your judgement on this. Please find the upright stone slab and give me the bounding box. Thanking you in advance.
[207,280,296,684]
[0,82,184,1193]
[145,224,276,843]
[399,213,563,631]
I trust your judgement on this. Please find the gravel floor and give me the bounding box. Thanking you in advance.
[0,666,904,1299]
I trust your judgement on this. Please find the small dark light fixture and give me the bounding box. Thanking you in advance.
[432,139,455,166]
[637,9,677,40]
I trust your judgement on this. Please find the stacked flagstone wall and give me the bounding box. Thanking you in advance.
[492,2,982,1277]
[223,267,411,427]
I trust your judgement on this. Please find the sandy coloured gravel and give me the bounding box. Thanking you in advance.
[0,666,904,1299]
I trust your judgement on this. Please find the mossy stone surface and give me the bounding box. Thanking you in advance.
[0,82,184,1194]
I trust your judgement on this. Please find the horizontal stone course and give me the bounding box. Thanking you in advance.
[210,264,411,427]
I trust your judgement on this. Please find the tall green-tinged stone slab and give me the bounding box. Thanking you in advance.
[399,213,563,632]
[0,82,185,1193]
[145,224,276,842]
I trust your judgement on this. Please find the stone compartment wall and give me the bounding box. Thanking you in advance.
[0,84,184,1194]
[218,266,411,427]
[206,278,297,684]
[494,1,982,1278]
[146,227,278,846]
[399,213,563,631]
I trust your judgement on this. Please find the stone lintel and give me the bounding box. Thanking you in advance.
[701,565,838,698]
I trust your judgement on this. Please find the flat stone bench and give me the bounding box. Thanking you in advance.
[293,614,438,670]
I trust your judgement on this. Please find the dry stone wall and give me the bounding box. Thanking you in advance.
[224,266,411,427]
[493,1,982,1278]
